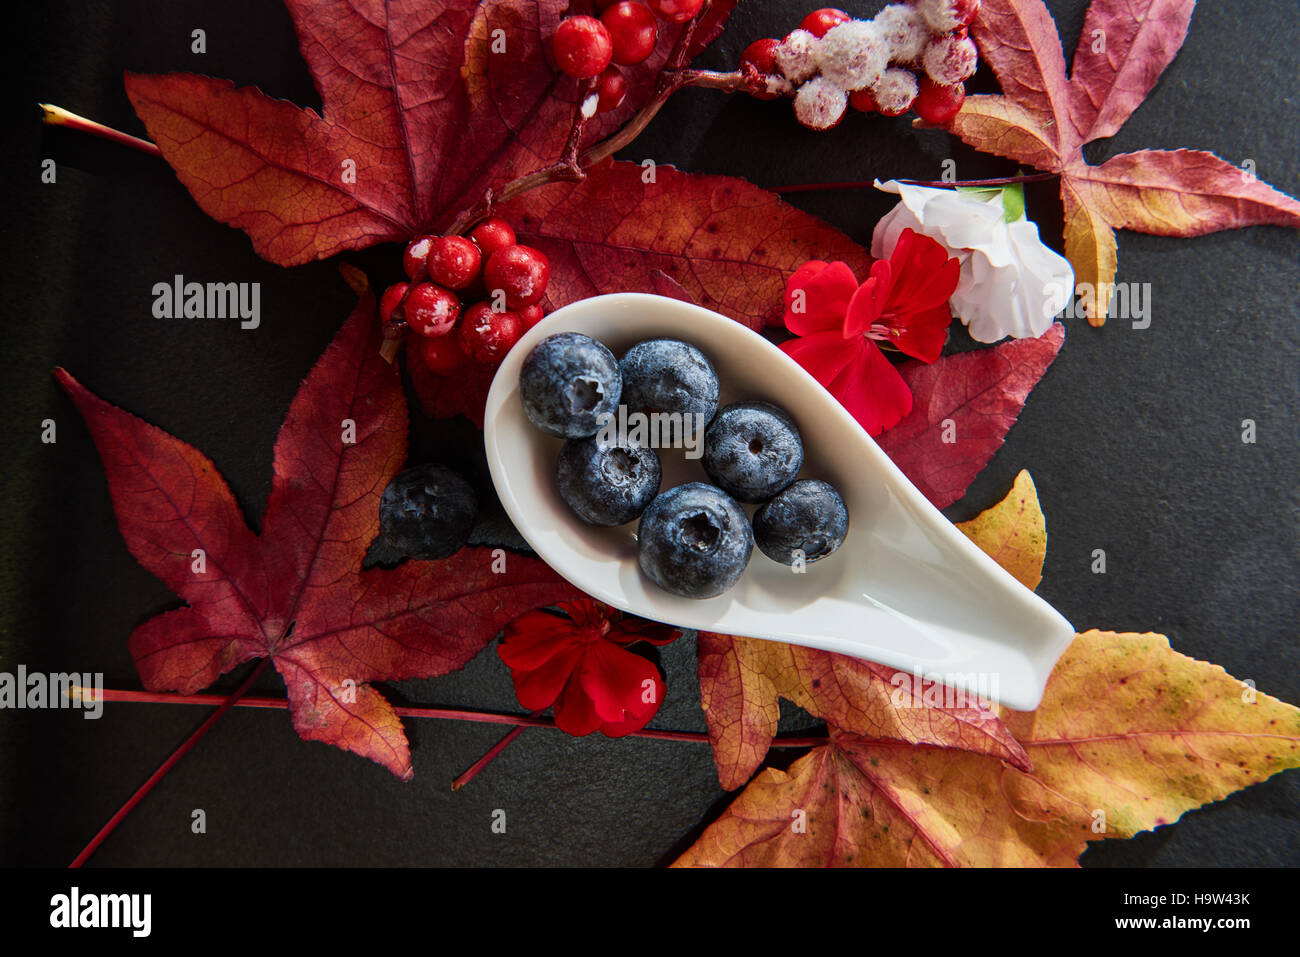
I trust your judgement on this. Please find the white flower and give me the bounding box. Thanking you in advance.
[870,179,1073,342]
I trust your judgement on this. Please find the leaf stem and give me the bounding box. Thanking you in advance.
[75,686,828,748]
[68,659,270,868]
[38,103,161,157]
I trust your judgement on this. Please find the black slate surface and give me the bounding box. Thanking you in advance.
[1,0,1296,867]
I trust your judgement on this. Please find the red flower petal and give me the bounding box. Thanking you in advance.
[553,678,603,737]
[599,670,665,738]
[511,642,584,711]
[497,611,580,671]
[576,640,661,726]
[885,230,961,314]
[887,304,952,364]
[828,341,913,436]
[784,260,859,335]
[781,330,864,386]
[610,616,681,646]
[844,262,891,338]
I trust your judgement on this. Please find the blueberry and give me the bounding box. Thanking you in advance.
[753,479,848,565]
[637,483,753,599]
[519,332,622,438]
[702,401,804,503]
[556,437,662,526]
[379,465,478,560]
[619,338,719,424]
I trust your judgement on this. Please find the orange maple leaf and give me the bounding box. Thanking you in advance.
[947,0,1300,324]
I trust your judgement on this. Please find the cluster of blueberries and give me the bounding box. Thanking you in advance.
[520,332,850,599]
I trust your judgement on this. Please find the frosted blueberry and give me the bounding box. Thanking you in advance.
[519,332,622,438]
[753,479,849,565]
[703,401,804,503]
[637,483,753,599]
[619,338,719,424]
[556,436,662,526]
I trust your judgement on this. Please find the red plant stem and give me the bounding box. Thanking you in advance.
[771,172,1060,194]
[451,710,544,791]
[68,659,270,868]
[39,103,161,157]
[75,686,827,748]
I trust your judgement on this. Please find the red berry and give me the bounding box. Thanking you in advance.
[484,244,551,309]
[380,281,409,323]
[646,0,703,23]
[595,66,628,113]
[592,0,622,10]
[459,302,522,365]
[405,283,461,338]
[799,8,850,38]
[412,332,470,376]
[553,16,613,78]
[848,89,877,113]
[602,2,657,65]
[914,77,966,125]
[740,39,781,100]
[518,303,545,331]
[426,236,482,290]
[403,236,433,281]
[469,217,516,259]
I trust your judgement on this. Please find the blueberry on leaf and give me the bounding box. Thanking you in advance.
[379,464,478,561]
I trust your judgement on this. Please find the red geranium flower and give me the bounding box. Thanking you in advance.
[780,229,960,436]
[498,600,679,737]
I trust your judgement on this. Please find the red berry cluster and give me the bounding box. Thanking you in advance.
[551,0,705,113]
[739,2,979,128]
[382,218,550,377]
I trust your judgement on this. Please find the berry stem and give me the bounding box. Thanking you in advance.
[68,658,270,868]
[442,2,763,237]
[76,685,828,748]
[38,103,161,157]
[770,172,1060,193]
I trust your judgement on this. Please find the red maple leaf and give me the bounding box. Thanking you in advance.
[121,0,876,427]
[122,0,730,266]
[55,286,581,779]
[879,324,1065,509]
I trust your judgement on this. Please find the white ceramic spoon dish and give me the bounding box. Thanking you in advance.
[483,293,1074,710]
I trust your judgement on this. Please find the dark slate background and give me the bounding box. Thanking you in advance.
[2,0,1296,867]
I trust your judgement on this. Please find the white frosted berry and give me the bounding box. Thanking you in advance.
[817,20,889,92]
[793,76,848,130]
[917,0,981,33]
[922,34,978,85]
[873,4,929,63]
[774,29,820,84]
[870,67,920,116]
